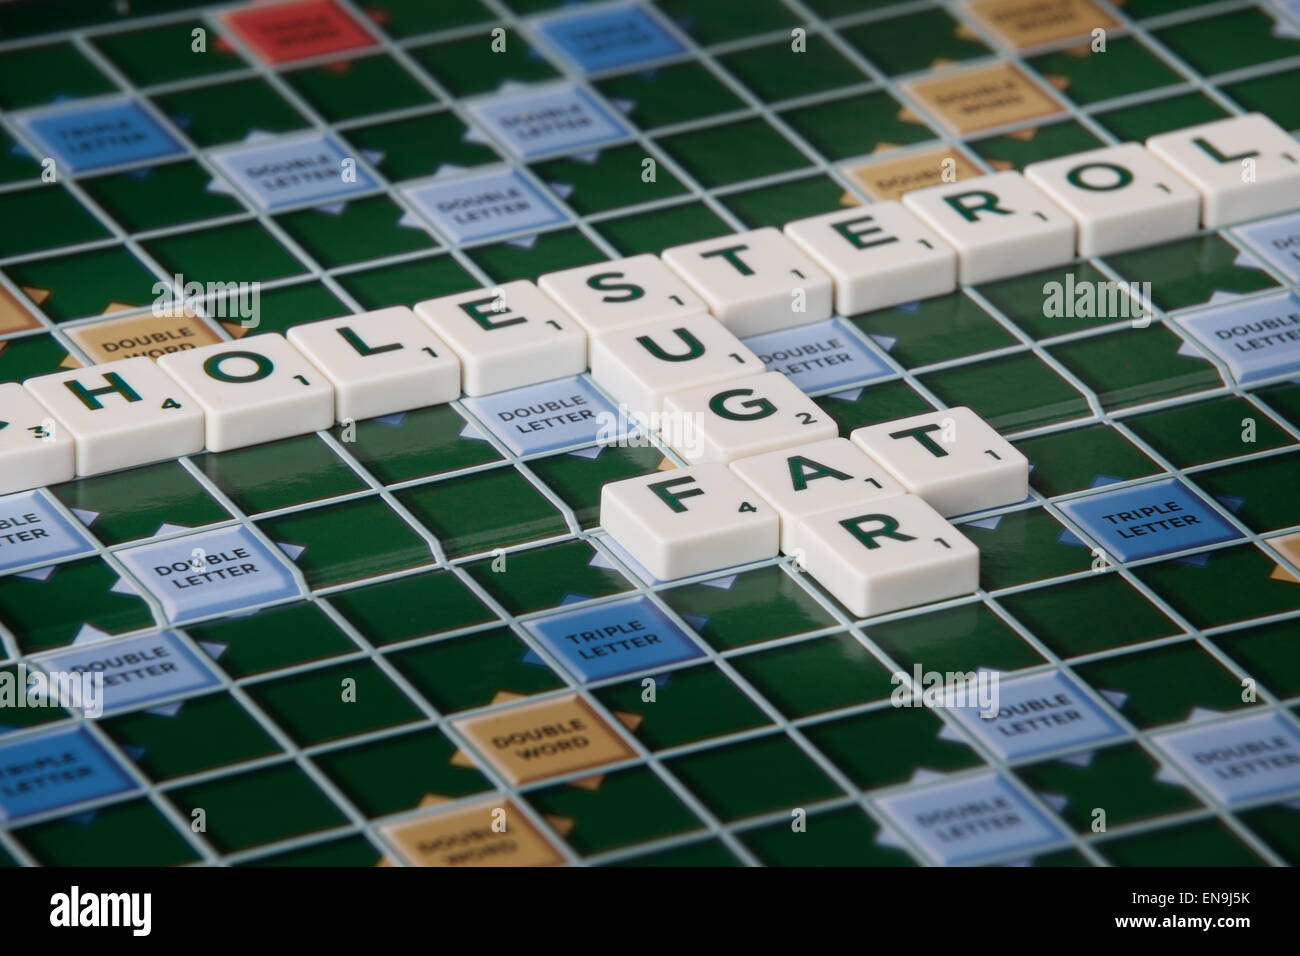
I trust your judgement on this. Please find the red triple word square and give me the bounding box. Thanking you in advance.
[224,0,377,65]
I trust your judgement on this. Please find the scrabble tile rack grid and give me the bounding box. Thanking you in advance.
[0,0,1297,867]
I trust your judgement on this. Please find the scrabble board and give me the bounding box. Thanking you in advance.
[0,0,1299,870]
